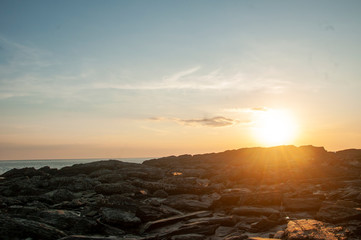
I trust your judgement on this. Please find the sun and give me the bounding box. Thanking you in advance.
[252,109,297,146]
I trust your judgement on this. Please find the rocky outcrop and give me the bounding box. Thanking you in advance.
[284,219,349,240]
[1,146,361,239]
[317,203,361,223]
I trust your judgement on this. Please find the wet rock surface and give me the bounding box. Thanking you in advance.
[0,146,361,239]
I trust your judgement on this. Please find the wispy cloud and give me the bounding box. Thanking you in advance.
[163,66,200,83]
[176,116,239,127]
[0,37,293,105]
[226,107,269,113]
[92,66,292,92]
[0,36,52,68]
[149,116,241,127]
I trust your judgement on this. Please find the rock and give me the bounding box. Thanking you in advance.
[52,198,86,209]
[273,230,284,238]
[170,233,205,240]
[132,180,176,192]
[48,176,99,192]
[57,160,129,176]
[284,198,322,211]
[158,176,213,195]
[1,146,360,239]
[46,188,75,203]
[335,199,359,208]
[0,215,67,239]
[94,183,138,195]
[284,219,349,240]
[242,190,283,206]
[214,226,239,238]
[164,194,212,211]
[6,206,97,234]
[250,218,280,232]
[37,209,97,234]
[97,173,124,183]
[98,194,139,212]
[248,238,280,240]
[160,222,219,237]
[0,177,45,196]
[141,210,210,233]
[232,206,279,216]
[153,189,168,198]
[341,188,360,200]
[224,237,248,240]
[100,207,141,227]
[89,169,114,178]
[187,215,235,226]
[59,236,122,240]
[317,204,361,223]
[136,204,177,222]
[68,177,100,192]
[214,188,250,206]
[1,167,45,179]
[357,192,361,201]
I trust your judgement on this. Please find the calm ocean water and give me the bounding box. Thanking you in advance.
[0,158,151,175]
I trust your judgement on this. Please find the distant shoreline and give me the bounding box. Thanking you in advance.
[0,157,152,175]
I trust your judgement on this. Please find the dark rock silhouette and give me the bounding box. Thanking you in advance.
[0,145,360,239]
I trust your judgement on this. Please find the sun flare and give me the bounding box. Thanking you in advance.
[253,109,297,146]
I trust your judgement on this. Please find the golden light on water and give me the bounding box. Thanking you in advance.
[253,109,298,146]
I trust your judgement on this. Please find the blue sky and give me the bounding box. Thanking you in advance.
[1,0,361,159]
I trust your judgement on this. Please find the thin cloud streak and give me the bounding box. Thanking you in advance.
[0,36,52,68]
[92,68,291,92]
[225,107,269,113]
[149,116,242,127]
[0,38,292,102]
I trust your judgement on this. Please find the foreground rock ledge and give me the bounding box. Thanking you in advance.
[0,145,360,240]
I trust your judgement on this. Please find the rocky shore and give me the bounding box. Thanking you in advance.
[0,145,360,240]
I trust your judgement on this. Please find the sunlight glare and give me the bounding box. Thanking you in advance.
[253,109,297,146]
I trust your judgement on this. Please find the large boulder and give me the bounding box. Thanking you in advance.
[242,190,283,206]
[131,180,178,193]
[1,167,47,179]
[232,206,279,216]
[97,194,139,212]
[284,198,323,211]
[4,206,97,234]
[57,160,131,176]
[317,204,361,223]
[214,188,251,206]
[170,234,205,240]
[0,215,67,240]
[94,183,138,195]
[45,188,75,203]
[284,219,349,240]
[36,209,97,234]
[136,204,178,222]
[97,173,124,183]
[48,176,99,192]
[164,194,213,211]
[141,211,210,233]
[100,207,141,227]
[186,215,235,227]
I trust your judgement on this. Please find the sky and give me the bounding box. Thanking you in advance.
[0,0,361,160]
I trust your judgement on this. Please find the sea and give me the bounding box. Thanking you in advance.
[0,158,151,175]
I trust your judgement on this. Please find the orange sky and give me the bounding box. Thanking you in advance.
[1,1,361,160]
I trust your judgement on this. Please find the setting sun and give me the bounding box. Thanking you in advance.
[253,109,297,146]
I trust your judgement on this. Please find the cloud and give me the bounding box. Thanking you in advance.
[163,66,201,83]
[176,116,238,127]
[251,107,268,112]
[0,36,52,68]
[92,66,292,93]
[226,107,269,113]
[149,116,240,127]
